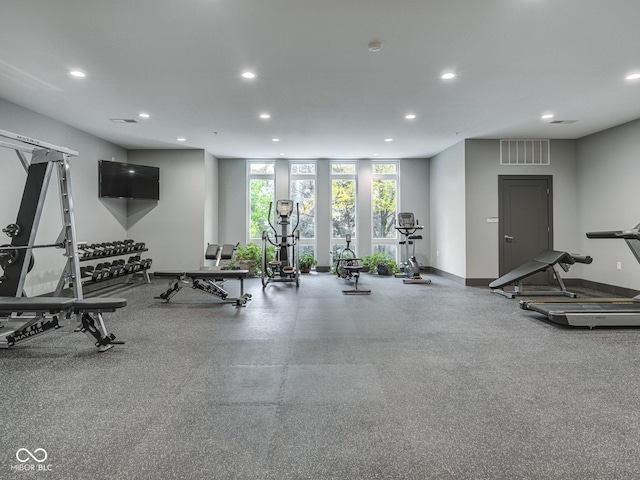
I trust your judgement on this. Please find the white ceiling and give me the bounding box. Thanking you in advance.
[1,0,639,159]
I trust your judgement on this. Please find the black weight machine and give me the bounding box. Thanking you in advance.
[334,234,371,295]
[395,212,431,285]
[489,250,592,299]
[0,129,126,351]
[261,200,300,287]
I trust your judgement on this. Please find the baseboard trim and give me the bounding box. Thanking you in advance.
[429,267,466,285]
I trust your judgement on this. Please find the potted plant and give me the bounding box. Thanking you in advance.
[363,252,400,276]
[299,252,317,273]
[229,243,262,276]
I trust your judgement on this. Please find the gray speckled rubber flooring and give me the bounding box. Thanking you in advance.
[2,273,640,479]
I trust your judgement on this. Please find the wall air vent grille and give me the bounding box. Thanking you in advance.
[500,139,550,165]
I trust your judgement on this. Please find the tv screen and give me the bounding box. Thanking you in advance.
[99,160,159,200]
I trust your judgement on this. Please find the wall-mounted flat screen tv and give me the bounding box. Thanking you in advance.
[98,160,160,200]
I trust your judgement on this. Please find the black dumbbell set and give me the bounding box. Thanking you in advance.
[78,240,152,285]
[79,239,147,260]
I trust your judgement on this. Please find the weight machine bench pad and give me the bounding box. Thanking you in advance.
[489,250,585,289]
[73,297,127,313]
[185,270,249,280]
[153,270,187,279]
[0,296,75,313]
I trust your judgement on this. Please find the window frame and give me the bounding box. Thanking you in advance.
[247,160,276,243]
[289,160,317,258]
[371,161,400,260]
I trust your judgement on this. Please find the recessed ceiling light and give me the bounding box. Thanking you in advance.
[242,71,256,79]
[405,114,416,120]
[626,73,640,80]
[272,138,280,142]
[259,113,271,119]
[69,70,86,78]
[138,113,150,118]
[384,138,394,142]
[279,153,285,156]
[441,72,456,80]
[176,137,186,142]
[541,113,554,120]
[372,153,380,156]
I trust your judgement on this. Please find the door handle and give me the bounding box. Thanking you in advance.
[504,235,514,243]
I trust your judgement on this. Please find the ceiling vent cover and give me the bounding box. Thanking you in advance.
[549,119,577,124]
[109,118,138,124]
[500,139,550,165]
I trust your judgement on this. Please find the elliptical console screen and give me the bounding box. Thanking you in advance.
[397,212,415,228]
[276,199,294,217]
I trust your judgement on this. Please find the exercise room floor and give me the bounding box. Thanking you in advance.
[2,272,640,479]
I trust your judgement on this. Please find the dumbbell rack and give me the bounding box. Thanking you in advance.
[64,240,152,294]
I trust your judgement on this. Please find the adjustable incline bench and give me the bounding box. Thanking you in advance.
[489,250,592,299]
[154,243,252,307]
[0,296,126,352]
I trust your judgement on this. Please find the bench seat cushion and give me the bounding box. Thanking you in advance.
[0,296,75,311]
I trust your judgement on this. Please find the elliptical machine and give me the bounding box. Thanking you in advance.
[395,212,431,285]
[261,199,300,287]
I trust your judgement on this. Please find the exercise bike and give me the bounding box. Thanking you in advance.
[395,212,431,285]
[261,199,300,287]
[333,234,371,295]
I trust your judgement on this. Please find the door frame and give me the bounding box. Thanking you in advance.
[498,175,553,278]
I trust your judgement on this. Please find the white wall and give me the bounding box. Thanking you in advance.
[0,98,127,295]
[218,158,247,245]
[464,139,580,282]
[576,119,640,291]
[128,149,207,271]
[204,151,218,245]
[430,141,466,280]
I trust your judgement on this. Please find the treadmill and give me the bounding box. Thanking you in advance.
[519,224,640,327]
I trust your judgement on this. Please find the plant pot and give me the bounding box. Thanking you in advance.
[238,260,257,276]
[377,265,389,276]
[300,266,311,273]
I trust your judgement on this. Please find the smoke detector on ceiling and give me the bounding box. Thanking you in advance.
[368,41,382,52]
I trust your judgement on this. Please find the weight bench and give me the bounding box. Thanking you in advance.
[0,296,126,351]
[489,250,592,299]
[154,269,252,307]
[341,264,371,295]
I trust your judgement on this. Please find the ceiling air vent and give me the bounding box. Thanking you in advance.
[500,139,550,165]
[549,120,577,124]
[109,118,139,124]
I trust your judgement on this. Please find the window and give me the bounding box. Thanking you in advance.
[330,162,357,263]
[372,162,398,260]
[290,162,316,257]
[248,162,275,241]
[331,162,357,240]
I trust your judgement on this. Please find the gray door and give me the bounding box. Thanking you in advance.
[498,176,553,283]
